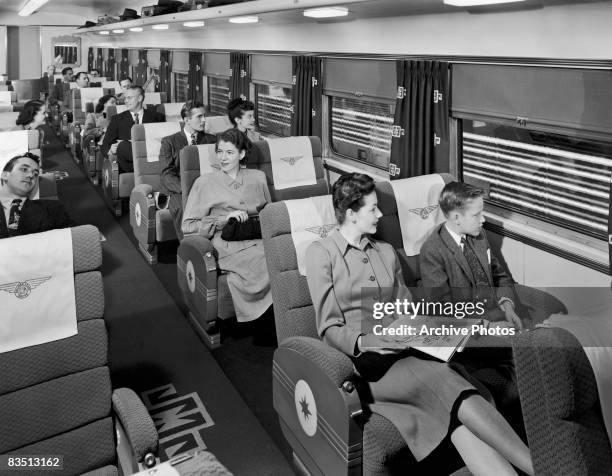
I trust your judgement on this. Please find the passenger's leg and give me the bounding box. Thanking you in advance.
[116,140,134,173]
[451,425,517,476]
[458,394,534,475]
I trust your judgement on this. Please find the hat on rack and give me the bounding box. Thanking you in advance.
[77,20,97,29]
[120,8,141,20]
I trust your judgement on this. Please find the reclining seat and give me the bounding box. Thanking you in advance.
[177,136,328,348]
[0,111,20,130]
[0,129,44,168]
[68,87,109,164]
[0,225,159,475]
[129,121,182,264]
[84,104,126,185]
[0,90,17,112]
[157,102,185,124]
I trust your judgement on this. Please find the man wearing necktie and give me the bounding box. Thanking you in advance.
[101,85,164,173]
[0,153,73,238]
[159,101,217,238]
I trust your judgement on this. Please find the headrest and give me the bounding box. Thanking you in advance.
[194,144,219,175]
[160,102,184,122]
[389,174,446,256]
[0,228,78,353]
[0,91,12,103]
[284,195,336,276]
[79,87,105,112]
[205,115,233,134]
[101,81,121,92]
[0,112,19,130]
[143,92,163,105]
[267,136,316,190]
[134,122,181,162]
[0,104,13,113]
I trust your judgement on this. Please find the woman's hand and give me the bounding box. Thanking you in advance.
[227,210,248,222]
[358,334,401,355]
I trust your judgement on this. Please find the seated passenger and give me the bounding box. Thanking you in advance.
[227,98,263,142]
[160,100,217,239]
[11,100,46,132]
[74,72,90,89]
[49,66,73,107]
[420,182,523,329]
[0,153,73,238]
[305,173,533,476]
[83,94,116,145]
[116,76,133,104]
[89,68,100,78]
[101,85,164,173]
[182,128,272,322]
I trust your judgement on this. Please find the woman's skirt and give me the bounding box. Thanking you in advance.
[354,351,492,461]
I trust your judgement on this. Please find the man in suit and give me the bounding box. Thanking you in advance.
[0,153,73,239]
[420,181,523,329]
[101,85,164,173]
[49,66,73,108]
[74,71,90,89]
[160,101,217,238]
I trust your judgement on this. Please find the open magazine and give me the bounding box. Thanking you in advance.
[380,316,488,362]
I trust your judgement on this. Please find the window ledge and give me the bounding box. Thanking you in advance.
[324,157,389,182]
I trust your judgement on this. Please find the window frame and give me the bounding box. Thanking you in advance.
[205,74,230,117]
[172,71,189,103]
[253,80,292,138]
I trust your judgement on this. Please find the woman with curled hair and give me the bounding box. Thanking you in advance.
[305,173,533,476]
[227,98,263,142]
[182,128,272,323]
[83,94,116,144]
[12,100,47,131]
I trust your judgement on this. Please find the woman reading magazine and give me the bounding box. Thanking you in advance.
[305,173,533,476]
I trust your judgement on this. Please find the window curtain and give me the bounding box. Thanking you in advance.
[229,52,249,101]
[159,50,171,97]
[389,60,450,179]
[188,51,203,102]
[119,49,129,80]
[290,56,322,137]
[106,49,115,81]
[134,50,148,86]
[87,47,94,72]
[609,181,612,275]
[95,48,104,74]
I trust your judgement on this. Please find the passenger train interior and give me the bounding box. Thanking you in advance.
[0,0,611,474]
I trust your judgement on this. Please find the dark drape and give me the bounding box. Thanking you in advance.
[87,48,94,72]
[609,178,612,275]
[119,49,129,80]
[106,49,115,81]
[134,50,148,86]
[159,50,171,97]
[290,56,322,137]
[389,60,450,179]
[95,49,104,73]
[188,51,203,102]
[229,52,249,101]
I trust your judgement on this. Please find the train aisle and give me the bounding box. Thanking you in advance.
[42,132,294,475]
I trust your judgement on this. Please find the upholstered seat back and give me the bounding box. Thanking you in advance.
[251,137,328,201]
[0,225,116,475]
[179,144,219,210]
[132,122,181,188]
[0,111,19,130]
[156,102,184,123]
[0,129,42,165]
[205,115,233,135]
[71,87,109,122]
[143,92,167,106]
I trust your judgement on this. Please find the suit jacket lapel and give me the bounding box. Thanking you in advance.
[439,225,474,285]
[471,234,493,285]
[176,130,188,149]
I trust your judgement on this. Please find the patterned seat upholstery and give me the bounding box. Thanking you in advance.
[0,226,158,475]
[176,136,328,348]
[512,327,612,476]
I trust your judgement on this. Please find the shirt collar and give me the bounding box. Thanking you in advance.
[184,128,198,144]
[444,222,465,247]
[331,229,378,255]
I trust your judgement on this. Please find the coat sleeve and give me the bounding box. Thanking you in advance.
[159,136,181,195]
[100,114,119,157]
[489,247,515,303]
[305,241,361,356]
[419,241,454,306]
[47,201,75,230]
[181,176,222,238]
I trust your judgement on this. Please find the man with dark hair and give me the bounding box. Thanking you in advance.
[159,101,216,238]
[0,153,73,238]
[74,72,90,88]
[49,67,74,107]
[116,77,133,104]
[101,85,164,173]
[420,181,523,328]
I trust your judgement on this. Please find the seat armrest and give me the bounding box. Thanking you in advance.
[130,184,156,246]
[102,152,119,200]
[279,336,356,387]
[112,388,158,464]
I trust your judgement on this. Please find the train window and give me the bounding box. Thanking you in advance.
[329,96,394,170]
[461,119,612,242]
[174,72,189,103]
[255,83,291,137]
[207,76,230,116]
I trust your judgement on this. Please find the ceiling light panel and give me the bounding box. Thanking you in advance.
[303,7,349,18]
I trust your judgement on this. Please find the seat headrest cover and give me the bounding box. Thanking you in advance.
[267,136,316,190]
[162,102,184,123]
[205,115,233,135]
[0,228,77,353]
[80,88,105,113]
[196,144,219,175]
[0,91,12,103]
[389,174,446,256]
[284,194,336,276]
[143,92,162,105]
[142,122,181,162]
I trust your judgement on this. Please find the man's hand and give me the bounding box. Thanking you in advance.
[227,210,248,222]
[109,140,124,155]
[501,301,524,330]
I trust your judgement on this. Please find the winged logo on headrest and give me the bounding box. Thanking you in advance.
[280,155,304,166]
[0,277,52,299]
[408,205,439,220]
[305,224,336,239]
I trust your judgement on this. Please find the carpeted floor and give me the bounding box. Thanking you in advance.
[43,133,294,475]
